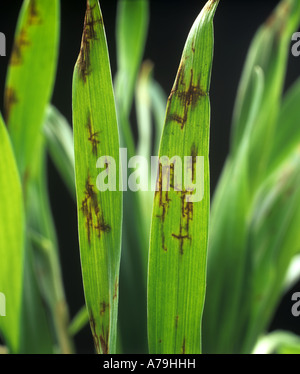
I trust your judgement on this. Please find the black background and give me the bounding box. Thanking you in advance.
[0,0,300,354]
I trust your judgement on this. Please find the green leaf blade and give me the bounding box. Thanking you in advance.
[72,0,122,354]
[147,0,219,354]
[43,105,76,199]
[0,115,25,353]
[4,0,60,179]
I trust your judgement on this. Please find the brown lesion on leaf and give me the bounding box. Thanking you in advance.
[81,197,93,244]
[89,310,100,353]
[172,190,194,255]
[177,69,206,107]
[167,112,188,130]
[265,1,291,41]
[113,278,119,301]
[169,60,186,101]
[155,163,172,223]
[265,0,290,29]
[86,113,100,155]
[191,39,196,54]
[181,338,186,354]
[204,0,219,11]
[100,325,109,354]
[169,163,175,189]
[94,212,111,238]
[167,69,206,130]
[100,301,109,316]
[162,232,167,252]
[172,223,191,256]
[11,28,30,65]
[77,1,102,82]
[191,143,198,182]
[27,0,42,26]
[85,1,103,39]
[81,173,110,245]
[89,309,110,354]
[4,87,18,122]
[77,27,92,82]
[185,202,194,233]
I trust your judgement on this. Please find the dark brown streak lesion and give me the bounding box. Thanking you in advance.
[172,190,194,255]
[100,325,109,354]
[81,197,93,244]
[86,113,100,155]
[191,143,198,182]
[89,310,100,353]
[162,232,167,252]
[77,27,92,82]
[100,301,109,316]
[94,212,111,238]
[178,70,206,107]
[85,2,103,38]
[89,306,110,354]
[27,0,42,26]
[172,222,191,256]
[155,163,172,223]
[113,278,119,301]
[77,2,102,82]
[181,338,186,354]
[11,28,30,65]
[167,68,206,130]
[81,174,110,245]
[4,87,18,122]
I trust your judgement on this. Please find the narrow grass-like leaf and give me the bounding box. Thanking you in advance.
[203,68,265,354]
[135,61,154,239]
[253,331,300,354]
[115,0,149,125]
[284,255,300,292]
[149,78,167,156]
[68,306,89,337]
[241,149,300,352]
[203,0,300,354]
[148,0,219,354]
[0,115,24,353]
[3,0,64,353]
[114,0,150,354]
[268,77,300,172]
[43,105,75,199]
[72,0,122,354]
[4,0,60,180]
[26,137,74,354]
[230,0,300,191]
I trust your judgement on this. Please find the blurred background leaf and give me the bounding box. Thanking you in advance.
[0,114,24,353]
[72,0,122,354]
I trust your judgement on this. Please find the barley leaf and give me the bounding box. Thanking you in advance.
[4,0,60,180]
[114,0,150,354]
[43,105,75,199]
[72,0,122,354]
[241,149,300,352]
[253,331,300,354]
[147,0,219,354]
[0,115,24,353]
[203,0,300,354]
[268,77,300,172]
[231,0,300,191]
[115,0,149,120]
[149,78,167,156]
